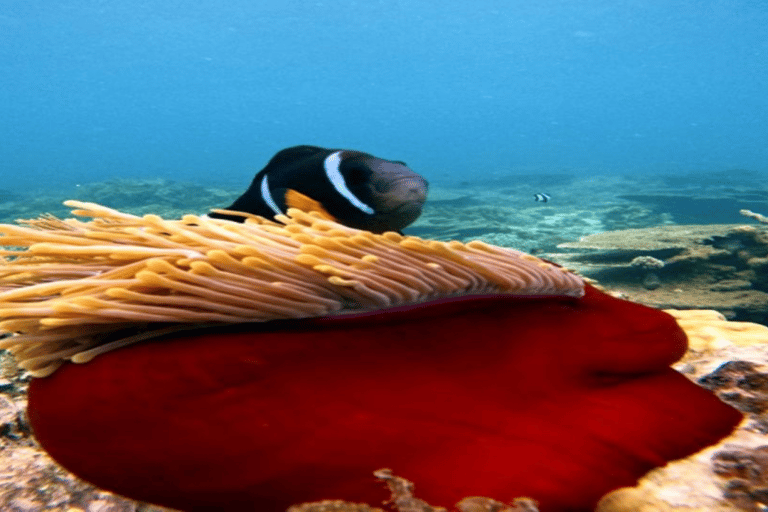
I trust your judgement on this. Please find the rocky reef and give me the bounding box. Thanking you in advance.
[0,178,239,224]
[407,175,676,255]
[596,310,768,512]
[550,215,768,323]
[287,470,539,512]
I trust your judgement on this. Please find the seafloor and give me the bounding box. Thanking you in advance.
[2,168,768,511]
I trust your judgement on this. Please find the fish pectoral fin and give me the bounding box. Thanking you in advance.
[282,189,337,221]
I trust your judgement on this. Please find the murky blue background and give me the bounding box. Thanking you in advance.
[2,0,766,192]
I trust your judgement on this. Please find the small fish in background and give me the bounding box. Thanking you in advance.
[534,192,551,203]
[210,145,428,233]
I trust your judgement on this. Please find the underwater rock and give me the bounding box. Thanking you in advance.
[0,178,241,225]
[711,280,753,292]
[288,500,385,512]
[641,272,662,290]
[713,445,768,510]
[696,360,768,432]
[0,395,19,437]
[0,378,13,393]
[553,222,768,323]
[287,470,540,512]
[630,256,666,269]
[406,175,674,255]
[73,178,238,214]
[740,210,768,225]
[0,442,174,512]
[667,310,768,352]
[597,312,768,512]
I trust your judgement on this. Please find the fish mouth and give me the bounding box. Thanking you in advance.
[364,172,428,232]
[384,200,425,216]
[373,201,425,231]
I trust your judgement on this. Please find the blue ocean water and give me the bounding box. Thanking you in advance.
[1,0,767,193]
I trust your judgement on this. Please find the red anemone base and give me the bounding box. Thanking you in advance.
[29,285,741,511]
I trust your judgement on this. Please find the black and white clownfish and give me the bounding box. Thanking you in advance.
[534,193,551,203]
[209,145,429,233]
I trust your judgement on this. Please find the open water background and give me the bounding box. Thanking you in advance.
[1,0,767,197]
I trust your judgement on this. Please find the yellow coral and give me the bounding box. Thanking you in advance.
[665,309,768,351]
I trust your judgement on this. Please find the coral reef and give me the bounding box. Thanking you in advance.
[289,501,385,512]
[408,177,672,255]
[712,445,768,510]
[698,361,768,421]
[0,174,684,255]
[740,210,768,225]
[552,220,768,323]
[667,310,768,362]
[597,311,768,512]
[70,178,238,216]
[630,256,666,290]
[287,470,539,512]
[697,360,768,510]
[0,178,239,224]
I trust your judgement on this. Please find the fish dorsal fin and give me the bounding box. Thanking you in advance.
[262,145,327,172]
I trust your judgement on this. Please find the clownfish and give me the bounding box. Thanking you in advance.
[210,145,429,233]
[534,193,551,203]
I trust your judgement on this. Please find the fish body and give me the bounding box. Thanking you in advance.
[210,145,428,233]
[534,192,551,203]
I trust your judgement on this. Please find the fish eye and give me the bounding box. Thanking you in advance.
[344,165,371,187]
